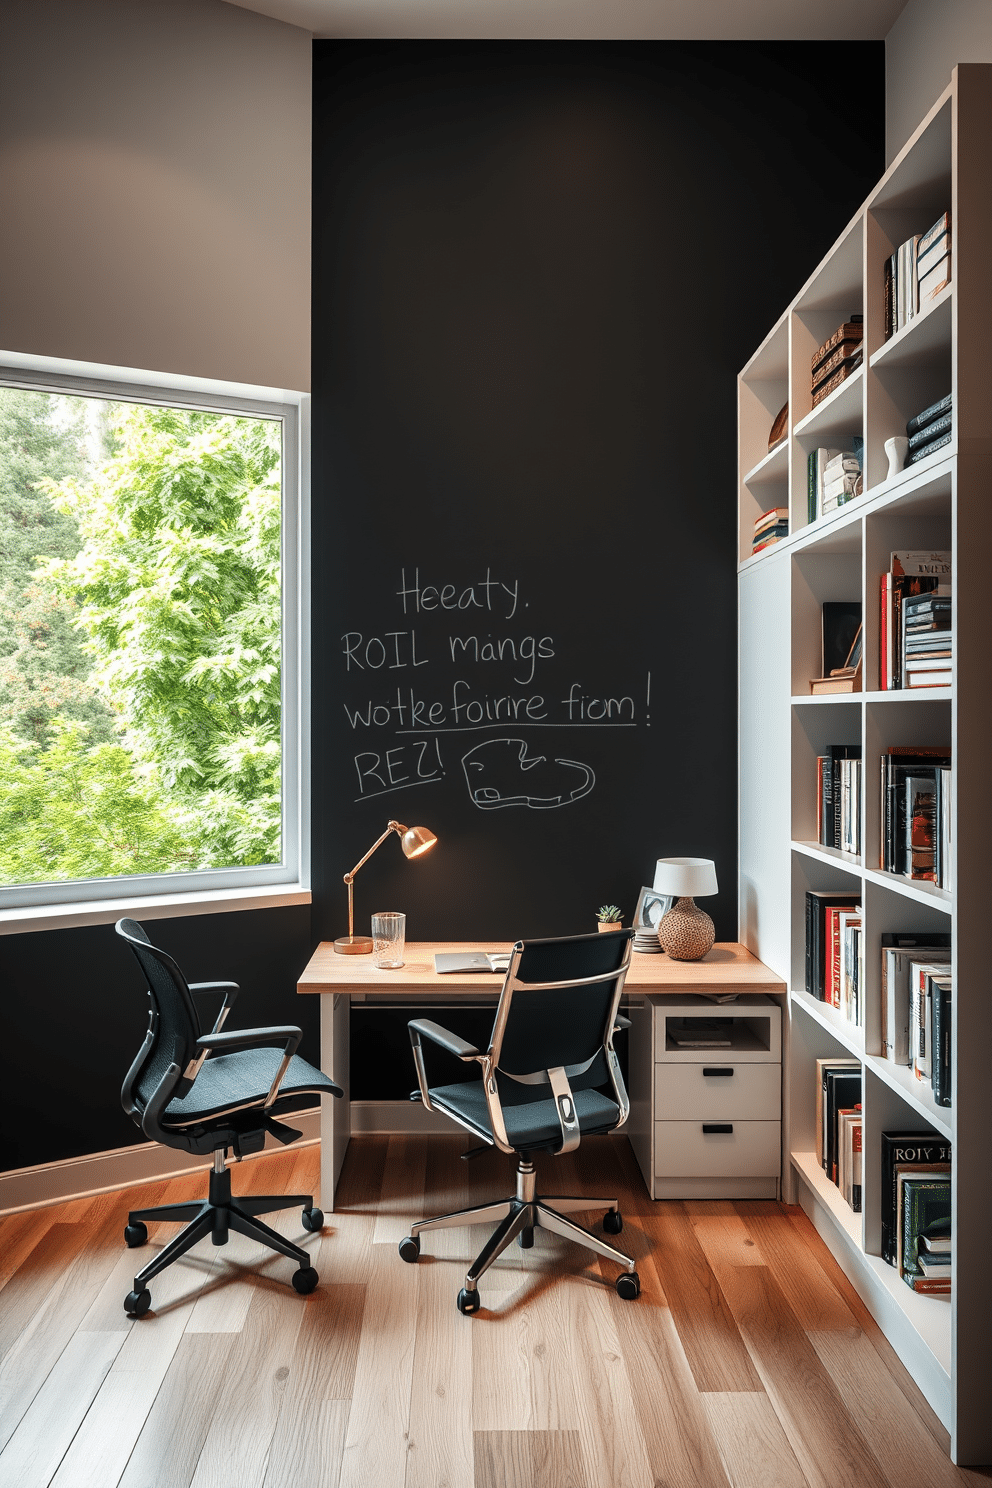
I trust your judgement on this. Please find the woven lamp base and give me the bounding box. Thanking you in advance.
[658,897,715,961]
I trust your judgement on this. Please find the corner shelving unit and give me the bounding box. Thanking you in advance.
[737,66,992,1466]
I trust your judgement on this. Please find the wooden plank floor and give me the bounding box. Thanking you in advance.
[1,1135,988,1488]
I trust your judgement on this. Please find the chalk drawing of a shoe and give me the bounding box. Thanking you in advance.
[461,738,595,810]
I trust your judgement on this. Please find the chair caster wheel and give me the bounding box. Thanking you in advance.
[518,1226,534,1249]
[457,1288,481,1315]
[615,1271,641,1300]
[603,1208,623,1234]
[301,1207,324,1232]
[124,1222,148,1249]
[292,1266,319,1295]
[398,1235,421,1263]
[124,1288,151,1318]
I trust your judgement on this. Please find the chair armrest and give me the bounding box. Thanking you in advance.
[195,1025,302,1110]
[408,1019,480,1061]
[408,1019,481,1112]
[613,1013,631,1032]
[188,981,239,1036]
[196,1025,301,1055]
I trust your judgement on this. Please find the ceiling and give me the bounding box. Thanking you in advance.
[223,0,909,40]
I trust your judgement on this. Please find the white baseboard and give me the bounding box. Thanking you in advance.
[0,1109,321,1217]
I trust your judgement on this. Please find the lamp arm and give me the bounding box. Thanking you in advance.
[342,821,405,942]
[342,821,403,885]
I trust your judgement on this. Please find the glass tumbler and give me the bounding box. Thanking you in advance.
[371,911,406,969]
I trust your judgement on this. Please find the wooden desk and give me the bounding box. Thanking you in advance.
[297,940,785,1209]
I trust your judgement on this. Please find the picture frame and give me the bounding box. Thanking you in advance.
[633,886,673,931]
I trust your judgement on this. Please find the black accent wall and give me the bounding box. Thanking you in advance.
[0,40,884,1172]
[311,41,884,947]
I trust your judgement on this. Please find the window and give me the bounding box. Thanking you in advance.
[0,357,308,929]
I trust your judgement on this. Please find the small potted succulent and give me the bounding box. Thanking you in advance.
[596,905,623,932]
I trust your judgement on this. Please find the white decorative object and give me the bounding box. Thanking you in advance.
[884,436,909,479]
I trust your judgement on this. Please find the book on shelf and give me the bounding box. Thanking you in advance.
[916,210,951,307]
[910,962,951,1082]
[820,744,856,851]
[884,212,952,341]
[917,210,950,262]
[919,1232,951,1255]
[805,892,861,1000]
[838,1107,863,1211]
[905,776,939,880]
[814,1056,860,1168]
[899,1174,952,1292]
[927,974,952,1106]
[937,767,953,894]
[823,1065,862,1184]
[906,392,952,437]
[752,506,789,555]
[907,430,953,465]
[810,671,861,695]
[880,935,951,1065]
[901,591,951,687]
[754,505,788,537]
[878,550,950,691]
[918,1253,952,1277]
[907,412,952,451]
[880,747,951,877]
[812,350,863,407]
[918,253,951,307]
[880,1130,951,1267]
[834,907,862,1022]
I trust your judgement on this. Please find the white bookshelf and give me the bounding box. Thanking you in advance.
[737,66,992,1466]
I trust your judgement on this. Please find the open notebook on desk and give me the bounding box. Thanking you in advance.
[434,950,511,974]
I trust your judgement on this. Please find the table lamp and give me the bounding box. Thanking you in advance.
[652,857,719,961]
[334,819,437,955]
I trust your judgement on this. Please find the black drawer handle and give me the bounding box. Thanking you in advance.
[702,1123,734,1135]
[702,1067,734,1077]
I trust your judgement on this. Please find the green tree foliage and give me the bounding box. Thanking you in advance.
[41,404,283,868]
[0,389,115,746]
[0,396,282,886]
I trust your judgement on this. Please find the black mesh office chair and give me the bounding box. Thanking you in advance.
[116,918,342,1318]
[398,929,641,1312]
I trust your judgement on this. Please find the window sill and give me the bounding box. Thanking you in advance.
[0,883,312,936]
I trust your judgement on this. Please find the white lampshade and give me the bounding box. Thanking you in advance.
[652,856,718,898]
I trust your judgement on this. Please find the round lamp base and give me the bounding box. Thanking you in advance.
[334,935,373,955]
[658,898,715,962]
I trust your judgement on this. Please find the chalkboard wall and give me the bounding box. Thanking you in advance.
[0,41,885,1171]
[311,41,885,948]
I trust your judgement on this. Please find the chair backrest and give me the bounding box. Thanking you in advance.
[488,929,634,1104]
[118,918,202,1119]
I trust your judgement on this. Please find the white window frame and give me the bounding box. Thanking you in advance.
[0,350,310,934]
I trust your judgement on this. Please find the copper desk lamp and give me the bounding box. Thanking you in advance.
[334,820,437,954]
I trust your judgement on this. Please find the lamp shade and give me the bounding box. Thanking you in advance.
[399,824,437,859]
[652,856,718,898]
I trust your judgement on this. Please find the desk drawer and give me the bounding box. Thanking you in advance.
[654,1120,780,1179]
[654,1062,779,1121]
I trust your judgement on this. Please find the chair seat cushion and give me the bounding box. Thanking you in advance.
[429,1078,620,1151]
[163,1049,339,1127]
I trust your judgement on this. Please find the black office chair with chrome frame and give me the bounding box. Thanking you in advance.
[398,928,641,1313]
[116,918,343,1317]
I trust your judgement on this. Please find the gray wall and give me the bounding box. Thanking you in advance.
[0,0,311,390]
[886,0,992,161]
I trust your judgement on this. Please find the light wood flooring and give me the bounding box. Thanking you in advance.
[1,1134,988,1488]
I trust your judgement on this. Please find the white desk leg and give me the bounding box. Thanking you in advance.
[320,992,351,1212]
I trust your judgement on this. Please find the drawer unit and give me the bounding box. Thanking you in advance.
[654,1061,779,1121]
[627,992,783,1199]
[653,1119,781,1179]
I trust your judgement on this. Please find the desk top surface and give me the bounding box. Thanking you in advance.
[297,940,785,996]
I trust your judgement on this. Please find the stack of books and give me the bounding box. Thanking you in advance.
[906,392,953,466]
[879,745,952,884]
[806,438,864,522]
[902,591,951,687]
[878,549,951,689]
[815,744,862,853]
[752,505,788,555]
[811,317,863,407]
[880,935,953,1103]
[816,1058,862,1210]
[881,1131,952,1290]
[883,211,952,339]
[805,889,860,1002]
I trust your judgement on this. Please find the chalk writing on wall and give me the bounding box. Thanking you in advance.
[342,567,649,809]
